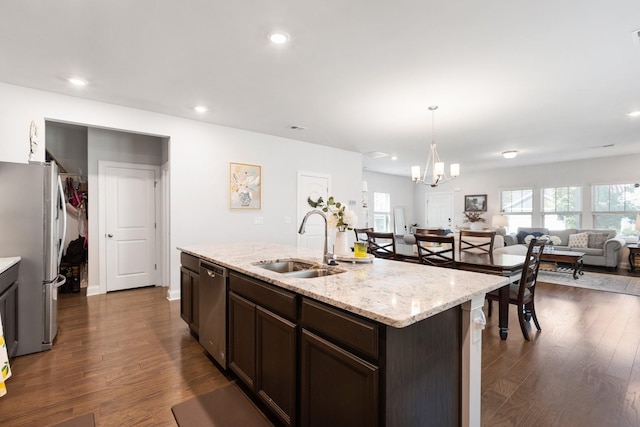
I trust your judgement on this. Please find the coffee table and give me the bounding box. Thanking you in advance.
[539,250,584,279]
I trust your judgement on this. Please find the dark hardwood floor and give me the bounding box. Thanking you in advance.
[482,281,640,427]
[1,279,639,426]
[0,287,232,426]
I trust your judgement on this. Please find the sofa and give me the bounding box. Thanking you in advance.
[501,227,625,268]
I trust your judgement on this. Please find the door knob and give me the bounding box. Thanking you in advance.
[107,234,113,238]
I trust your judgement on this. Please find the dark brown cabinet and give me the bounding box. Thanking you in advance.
[300,329,379,427]
[180,253,200,336]
[0,262,19,358]
[300,298,379,427]
[229,272,297,426]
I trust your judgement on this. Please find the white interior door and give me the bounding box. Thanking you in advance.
[425,192,453,229]
[104,163,158,292]
[297,171,330,250]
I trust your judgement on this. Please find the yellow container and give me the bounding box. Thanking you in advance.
[354,242,367,258]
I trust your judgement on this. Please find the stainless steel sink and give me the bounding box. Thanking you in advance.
[255,259,346,278]
[285,268,345,278]
[256,259,317,273]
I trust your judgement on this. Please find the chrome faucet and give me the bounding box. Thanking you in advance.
[298,209,336,265]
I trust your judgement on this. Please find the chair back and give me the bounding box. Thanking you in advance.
[518,237,547,301]
[415,228,445,236]
[414,234,456,267]
[459,230,496,255]
[354,227,373,242]
[366,231,396,259]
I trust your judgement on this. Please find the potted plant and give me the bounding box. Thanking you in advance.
[462,211,485,230]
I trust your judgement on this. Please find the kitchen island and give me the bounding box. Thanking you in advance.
[178,243,507,427]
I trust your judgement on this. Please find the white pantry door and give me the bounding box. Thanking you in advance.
[104,163,158,292]
[297,171,330,250]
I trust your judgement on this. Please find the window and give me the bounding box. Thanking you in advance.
[501,189,533,233]
[592,184,640,236]
[542,186,582,229]
[373,192,391,232]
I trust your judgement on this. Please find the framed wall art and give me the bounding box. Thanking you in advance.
[464,194,487,212]
[230,162,261,209]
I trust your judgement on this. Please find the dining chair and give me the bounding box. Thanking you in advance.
[366,231,397,259]
[485,237,547,340]
[414,234,456,267]
[459,230,496,255]
[415,228,446,236]
[354,227,373,242]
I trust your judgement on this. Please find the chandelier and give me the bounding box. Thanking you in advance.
[411,106,460,187]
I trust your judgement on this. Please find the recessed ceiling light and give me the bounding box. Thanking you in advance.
[269,32,290,44]
[627,111,640,117]
[391,156,398,160]
[502,150,518,159]
[194,105,207,113]
[67,77,87,86]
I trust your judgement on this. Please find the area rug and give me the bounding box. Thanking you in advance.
[171,383,274,427]
[537,270,640,297]
[52,413,95,427]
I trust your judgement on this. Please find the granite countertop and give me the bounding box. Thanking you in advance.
[0,257,20,275]
[178,243,507,328]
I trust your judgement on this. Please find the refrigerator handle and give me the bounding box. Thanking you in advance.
[57,175,67,267]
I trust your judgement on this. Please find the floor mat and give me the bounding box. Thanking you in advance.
[171,383,274,427]
[538,270,640,297]
[51,413,95,427]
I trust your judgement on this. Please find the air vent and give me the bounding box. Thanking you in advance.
[364,151,389,159]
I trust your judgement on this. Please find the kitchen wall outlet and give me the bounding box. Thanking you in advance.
[254,216,263,225]
[348,200,356,205]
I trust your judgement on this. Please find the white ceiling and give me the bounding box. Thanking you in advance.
[2,1,640,176]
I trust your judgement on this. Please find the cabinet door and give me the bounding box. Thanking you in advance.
[256,307,296,426]
[190,272,200,334]
[300,329,379,427]
[180,267,192,324]
[0,281,18,358]
[228,292,256,388]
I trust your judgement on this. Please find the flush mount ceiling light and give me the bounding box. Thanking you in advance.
[269,32,290,44]
[67,77,87,86]
[411,106,460,187]
[502,150,518,159]
[194,105,207,113]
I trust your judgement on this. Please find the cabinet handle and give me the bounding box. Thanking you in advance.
[207,270,216,278]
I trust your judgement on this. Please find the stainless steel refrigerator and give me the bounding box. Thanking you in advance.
[0,161,66,356]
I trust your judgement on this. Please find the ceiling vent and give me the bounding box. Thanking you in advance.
[364,151,389,159]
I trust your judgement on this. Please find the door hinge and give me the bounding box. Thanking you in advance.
[154,181,158,188]
[155,264,157,270]
[154,222,157,229]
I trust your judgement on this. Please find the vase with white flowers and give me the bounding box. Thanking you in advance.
[462,211,485,230]
[308,196,358,256]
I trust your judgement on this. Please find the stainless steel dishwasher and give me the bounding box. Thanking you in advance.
[199,262,228,369]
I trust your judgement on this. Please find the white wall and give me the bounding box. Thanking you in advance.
[0,82,362,299]
[362,171,416,232]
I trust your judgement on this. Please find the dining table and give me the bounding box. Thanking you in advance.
[392,243,527,340]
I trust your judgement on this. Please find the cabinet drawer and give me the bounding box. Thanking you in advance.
[230,273,297,321]
[180,252,200,272]
[0,263,19,293]
[301,298,379,360]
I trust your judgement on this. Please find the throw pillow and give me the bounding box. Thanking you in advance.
[516,230,529,244]
[568,232,588,248]
[587,232,608,249]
